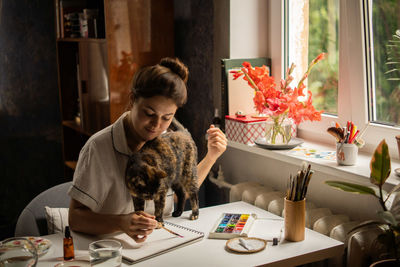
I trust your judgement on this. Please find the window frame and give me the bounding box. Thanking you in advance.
[270,0,400,159]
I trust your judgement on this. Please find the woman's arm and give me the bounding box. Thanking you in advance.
[197,125,227,187]
[68,199,158,243]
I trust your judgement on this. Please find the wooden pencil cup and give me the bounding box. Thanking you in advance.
[284,198,305,242]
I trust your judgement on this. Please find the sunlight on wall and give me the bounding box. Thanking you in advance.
[288,0,309,86]
[229,0,268,58]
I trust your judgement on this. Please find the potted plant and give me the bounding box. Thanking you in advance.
[325,139,400,266]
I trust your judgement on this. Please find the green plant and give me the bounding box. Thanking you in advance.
[325,139,400,263]
[385,29,400,82]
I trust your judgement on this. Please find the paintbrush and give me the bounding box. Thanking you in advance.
[159,223,184,238]
[327,127,344,142]
[353,122,369,148]
[302,170,313,199]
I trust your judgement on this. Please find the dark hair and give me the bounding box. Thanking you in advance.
[130,57,189,107]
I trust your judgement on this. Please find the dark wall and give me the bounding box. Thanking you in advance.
[0,0,64,239]
[174,0,215,208]
[174,0,214,160]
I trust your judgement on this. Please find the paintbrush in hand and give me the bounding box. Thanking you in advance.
[158,222,184,238]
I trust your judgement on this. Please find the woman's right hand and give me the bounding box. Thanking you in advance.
[121,211,158,243]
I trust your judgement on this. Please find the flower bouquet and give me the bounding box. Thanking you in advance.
[231,53,325,144]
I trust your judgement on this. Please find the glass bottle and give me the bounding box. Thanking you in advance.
[63,226,75,261]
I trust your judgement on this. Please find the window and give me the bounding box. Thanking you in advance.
[287,0,339,115]
[278,0,400,158]
[366,0,400,126]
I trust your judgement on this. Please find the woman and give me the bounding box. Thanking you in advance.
[68,57,227,243]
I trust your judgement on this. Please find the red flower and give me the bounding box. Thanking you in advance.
[233,54,325,124]
[313,53,326,64]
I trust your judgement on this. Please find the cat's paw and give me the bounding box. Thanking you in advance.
[189,213,199,220]
[172,210,183,217]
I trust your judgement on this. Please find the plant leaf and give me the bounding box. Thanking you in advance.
[370,139,391,186]
[378,210,398,226]
[325,181,377,196]
[384,69,399,74]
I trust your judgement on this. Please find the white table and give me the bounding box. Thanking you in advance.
[38,201,343,267]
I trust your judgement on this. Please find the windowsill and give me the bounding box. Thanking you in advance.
[228,139,400,188]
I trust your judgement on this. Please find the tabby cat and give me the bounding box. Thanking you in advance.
[125,130,199,223]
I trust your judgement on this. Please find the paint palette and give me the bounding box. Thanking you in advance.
[208,213,257,239]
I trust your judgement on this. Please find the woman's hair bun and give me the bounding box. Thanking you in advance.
[160,57,189,83]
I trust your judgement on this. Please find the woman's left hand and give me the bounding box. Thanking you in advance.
[206,125,227,162]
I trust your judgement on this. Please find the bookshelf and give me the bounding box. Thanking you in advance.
[55,0,174,178]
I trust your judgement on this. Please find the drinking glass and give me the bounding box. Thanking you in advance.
[89,240,122,267]
[0,237,38,267]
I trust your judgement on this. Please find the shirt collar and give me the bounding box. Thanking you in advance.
[111,112,132,156]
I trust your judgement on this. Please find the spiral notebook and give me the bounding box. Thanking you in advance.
[110,221,204,265]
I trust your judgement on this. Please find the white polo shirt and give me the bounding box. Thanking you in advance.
[68,112,174,215]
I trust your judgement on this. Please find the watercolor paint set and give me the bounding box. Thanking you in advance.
[208,213,257,239]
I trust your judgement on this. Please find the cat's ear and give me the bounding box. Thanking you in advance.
[156,170,167,179]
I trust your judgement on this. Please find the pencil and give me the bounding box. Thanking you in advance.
[160,224,184,238]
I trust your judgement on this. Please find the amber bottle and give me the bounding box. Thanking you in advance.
[63,226,75,261]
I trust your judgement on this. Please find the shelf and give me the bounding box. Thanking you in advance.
[227,140,400,188]
[57,37,106,43]
[65,161,77,170]
[62,120,91,136]
[56,0,174,179]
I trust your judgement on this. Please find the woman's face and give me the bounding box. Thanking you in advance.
[129,95,178,142]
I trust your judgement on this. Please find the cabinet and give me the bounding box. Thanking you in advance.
[55,0,174,178]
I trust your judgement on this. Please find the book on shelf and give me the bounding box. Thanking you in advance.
[59,0,89,38]
[79,9,99,38]
[220,57,271,130]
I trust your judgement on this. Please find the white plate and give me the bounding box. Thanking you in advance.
[395,168,400,177]
[2,237,52,256]
[255,137,304,150]
[26,237,52,256]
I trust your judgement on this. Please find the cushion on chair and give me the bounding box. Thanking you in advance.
[15,182,72,237]
[44,207,69,234]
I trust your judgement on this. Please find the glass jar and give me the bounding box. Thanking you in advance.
[265,117,293,145]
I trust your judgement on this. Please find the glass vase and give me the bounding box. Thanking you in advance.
[265,117,293,145]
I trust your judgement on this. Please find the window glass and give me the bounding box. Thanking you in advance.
[287,0,339,115]
[368,0,400,126]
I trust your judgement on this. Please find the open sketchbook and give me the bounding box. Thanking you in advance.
[109,221,204,265]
